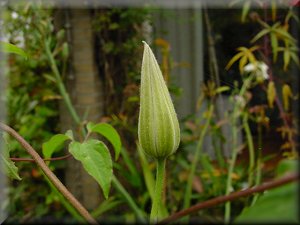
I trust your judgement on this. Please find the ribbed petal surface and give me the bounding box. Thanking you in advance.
[138,41,180,159]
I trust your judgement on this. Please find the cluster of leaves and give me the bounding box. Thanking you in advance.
[2,3,69,222]
[2,6,154,223]
[43,122,121,200]
[226,3,299,153]
[176,3,299,222]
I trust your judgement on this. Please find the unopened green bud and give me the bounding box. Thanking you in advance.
[61,42,69,60]
[138,41,180,159]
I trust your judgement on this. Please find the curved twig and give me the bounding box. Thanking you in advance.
[158,172,299,224]
[10,154,72,162]
[0,122,98,224]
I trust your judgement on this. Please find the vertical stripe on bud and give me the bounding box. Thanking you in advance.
[138,41,180,159]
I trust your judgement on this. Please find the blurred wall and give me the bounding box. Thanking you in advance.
[153,8,204,119]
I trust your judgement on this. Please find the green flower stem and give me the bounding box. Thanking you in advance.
[44,38,145,222]
[150,158,166,224]
[243,113,255,187]
[183,104,214,220]
[112,175,146,223]
[251,124,263,206]
[213,134,226,169]
[44,39,81,125]
[251,159,262,206]
[224,121,238,223]
[224,76,253,223]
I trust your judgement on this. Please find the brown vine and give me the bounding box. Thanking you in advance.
[0,122,98,224]
[10,154,72,162]
[2,122,298,224]
[158,172,299,224]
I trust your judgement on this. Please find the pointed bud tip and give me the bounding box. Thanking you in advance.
[142,41,149,47]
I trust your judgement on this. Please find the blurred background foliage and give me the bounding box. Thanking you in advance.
[1,1,299,223]
[2,4,64,222]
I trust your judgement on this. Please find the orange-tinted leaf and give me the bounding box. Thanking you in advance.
[267,81,276,108]
[282,84,293,111]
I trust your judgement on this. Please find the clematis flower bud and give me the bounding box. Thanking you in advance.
[138,41,180,159]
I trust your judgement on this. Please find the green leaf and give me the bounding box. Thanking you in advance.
[239,55,247,74]
[236,159,298,223]
[276,159,298,177]
[69,139,113,199]
[290,52,300,67]
[42,134,70,158]
[241,0,250,23]
[275,27,296,43]
[0,42,28,59]
[270,33,278,62]
[271,0,276,21]
[251,28,270,43]
[283,49,290,71]
[235,182,298,223]
[1,155,21,180]
[225,52,244,70]
[1,134,21,180]
[65,130,74,141]
[87,122,121,160]
[216,86,230,94]
[91,197,123,218]
[285,9,299,23]
[120,146,142,187]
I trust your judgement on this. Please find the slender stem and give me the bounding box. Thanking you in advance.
[213,134,226,169]
[158,172,299,225]
[112,175,146,223]
[251,125,263,205]
[0,122,97,224]
[243,113,255,187]
[150,158,166,224]
[10,153,72,162]
[183,104,214,214]
[224,76,253,223]
[224,118,238,223]
[44,39,81,125]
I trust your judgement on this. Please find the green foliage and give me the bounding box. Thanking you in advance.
[225,46,259,74]
[69,139,113,199]
[2,3,67,222]
[1,138,22,180]
[275,159,298,177]
[251,20,297,62]
[118,146,142,188]
[42,133,70,159]
[91,197,123,218]
[3,2,298,224]
[0,42,28,59]
[1,156,21,180]
[236,182,298,223]
[42,121,121,203]
[43,174,85,223]
[236,159,298,223]
[87,122,122,160]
